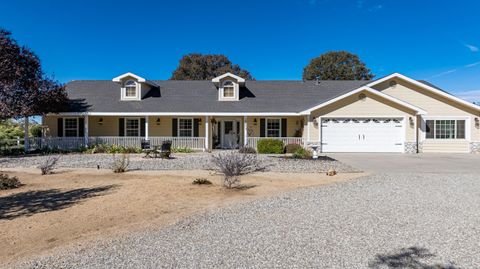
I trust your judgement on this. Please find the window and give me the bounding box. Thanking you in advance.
[266,119,281,137]
[178,118,193,137]
[124,80,137,98]
[425,119,466,139]
[125,118,140,136]
[222,80,235,98]
[64,118,78,137]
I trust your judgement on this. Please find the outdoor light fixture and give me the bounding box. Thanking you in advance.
[409,117,414,127]
[253,118,258,125]
[156,118,161,125]
[98,118,103,125]
[475,117,480,128]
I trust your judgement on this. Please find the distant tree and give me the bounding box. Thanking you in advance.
[0,28,67,120]
[303,51,374,80]
[171,53,254,80]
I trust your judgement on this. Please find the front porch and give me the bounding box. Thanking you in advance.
[40,115,308,151]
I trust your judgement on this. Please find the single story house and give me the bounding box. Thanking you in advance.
[41,72,480,153]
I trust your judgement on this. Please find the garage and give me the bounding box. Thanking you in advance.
[321,118,405,152]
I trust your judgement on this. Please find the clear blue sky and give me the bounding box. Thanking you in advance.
[1,0,479,101]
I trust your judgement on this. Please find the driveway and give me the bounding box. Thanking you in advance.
[329,153,480,173]
[15,172,480,268]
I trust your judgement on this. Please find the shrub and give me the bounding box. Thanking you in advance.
[0,173,21,190]
[284,143,303,154]
[257,139,284,154]
[192,178,212,185]
[211,152,265,188]
[238,146,256,154]
[112,153,130,173]
[83,144,141,154]
[172,146,193,153]
[38,156,60,175]
[292,148,312,159]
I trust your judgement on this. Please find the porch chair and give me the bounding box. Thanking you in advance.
[159,140,172,159]
[141,139,153,158]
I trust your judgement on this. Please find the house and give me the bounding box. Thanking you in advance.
[41,72,480,153]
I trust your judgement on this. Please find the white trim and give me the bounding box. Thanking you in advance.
[205,116,209,151]
[124,117,141,137]
[145,116,149,140]
[121,80,141,101]
[367,73,480,112]
[63,117,80,137]
[422,116,471,141]
[212,72,245,85]
[264,118,282,137]
[177,117,194,137]
[84,116,89,146]
[300,86,427,115]
[51,112,301,116]
[243,116,248,146]
[112,72,146,82]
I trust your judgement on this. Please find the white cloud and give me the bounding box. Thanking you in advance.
[455,90,480,103]
[368,4,383,12]
[465,61,480,68]
[464,44,479,52]
[428,60,480,79]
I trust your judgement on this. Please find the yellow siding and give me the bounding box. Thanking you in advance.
[422,140,470,153]
[308,90,416,141]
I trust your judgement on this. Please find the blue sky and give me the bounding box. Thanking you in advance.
[1,0,480,101]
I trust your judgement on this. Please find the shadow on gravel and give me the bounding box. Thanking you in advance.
[369,247,460,269]
[0,185,117,220]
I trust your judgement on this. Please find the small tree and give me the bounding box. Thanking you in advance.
[171,53,254,80]
[303,51,374,81]
[211,152,265,188]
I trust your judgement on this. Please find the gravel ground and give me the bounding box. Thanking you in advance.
[11,173,480,268]
[0,153,358,173]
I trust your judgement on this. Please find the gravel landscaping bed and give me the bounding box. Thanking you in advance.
[0,153,359,173]
[11,173,480,268]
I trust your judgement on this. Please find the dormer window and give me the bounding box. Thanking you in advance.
[222,81,235,98]
[125,80,137,98]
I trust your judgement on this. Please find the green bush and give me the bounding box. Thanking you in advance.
[0,173,21,190]
[292,148,312,159]
[238,146,256,154]
[83,144,141,154]
[257,139,284,154]
[172,146,193,153]
[284,143,303,154]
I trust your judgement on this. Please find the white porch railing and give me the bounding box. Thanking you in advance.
[2,136,206,151]
[246,137,304,149]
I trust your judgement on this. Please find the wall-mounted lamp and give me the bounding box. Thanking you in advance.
[98,118,103,125]
[198,118,202,123]
[156,118,161,125]
[409,117,414,127]
[253,118,258,125]
[312,118,318,126]
[475,117,479,128]
[210,118,217,124]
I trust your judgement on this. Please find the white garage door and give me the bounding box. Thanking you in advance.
[321,118,404,152]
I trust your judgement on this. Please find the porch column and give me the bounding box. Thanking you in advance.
[244,116,248,146]
[205,116,209,151]
[145,116,149,140]
[84,115,89,147]
[305,115,310,148]
[24,116,29,152]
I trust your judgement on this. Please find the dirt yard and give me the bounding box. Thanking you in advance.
[0,168,365,265]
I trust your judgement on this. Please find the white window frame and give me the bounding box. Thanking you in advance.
[178,118,194,137]
[122,80,140,100]
[63,117,79,137]
[265,118,282,138]
[222,80,235,98]
[423,116,470,140]
[125,117,141,137]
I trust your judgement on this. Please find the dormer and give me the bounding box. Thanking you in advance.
[212,72,245,101]
[112,72,157,101]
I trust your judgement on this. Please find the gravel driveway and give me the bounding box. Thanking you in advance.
[12,172,480,268]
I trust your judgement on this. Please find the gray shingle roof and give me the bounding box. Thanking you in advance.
[64,80,372,113]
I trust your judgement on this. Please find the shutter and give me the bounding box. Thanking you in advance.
[78,118,85,138]
[281,118,287,137]
[119,118,125,136]
[193,118,200,137]
[140,118,146,137]
[57,118,63,137]
[172,118,178,137]
[260,118,266,137]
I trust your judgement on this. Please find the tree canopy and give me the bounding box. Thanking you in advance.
[0,29,67,120]
[302,51,374,81]
[170,53,254,80]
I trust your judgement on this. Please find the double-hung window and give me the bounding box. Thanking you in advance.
[125,118,140,137]
[124,80,137,98]
[222,81,235,98]
[179,119,193,137]
[266,119,281,137]
[426,119,466,139]
[64,118,79,137]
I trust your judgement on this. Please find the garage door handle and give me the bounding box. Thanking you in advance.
[358,134,360,140]
[363,134,365,140]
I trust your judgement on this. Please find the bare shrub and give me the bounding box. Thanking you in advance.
[112,153,130,173]
[0,173,21,189]
[211,151,265,188]
[192,178,212,185]
[38,156,60,175]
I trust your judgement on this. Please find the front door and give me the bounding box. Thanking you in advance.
[221,120,238,148]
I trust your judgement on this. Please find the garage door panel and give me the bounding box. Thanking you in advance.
[321,118,404,153]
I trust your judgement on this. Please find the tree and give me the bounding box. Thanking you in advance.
[303,51,374,80]
[171,53,253,80]
[0,28,68,149]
